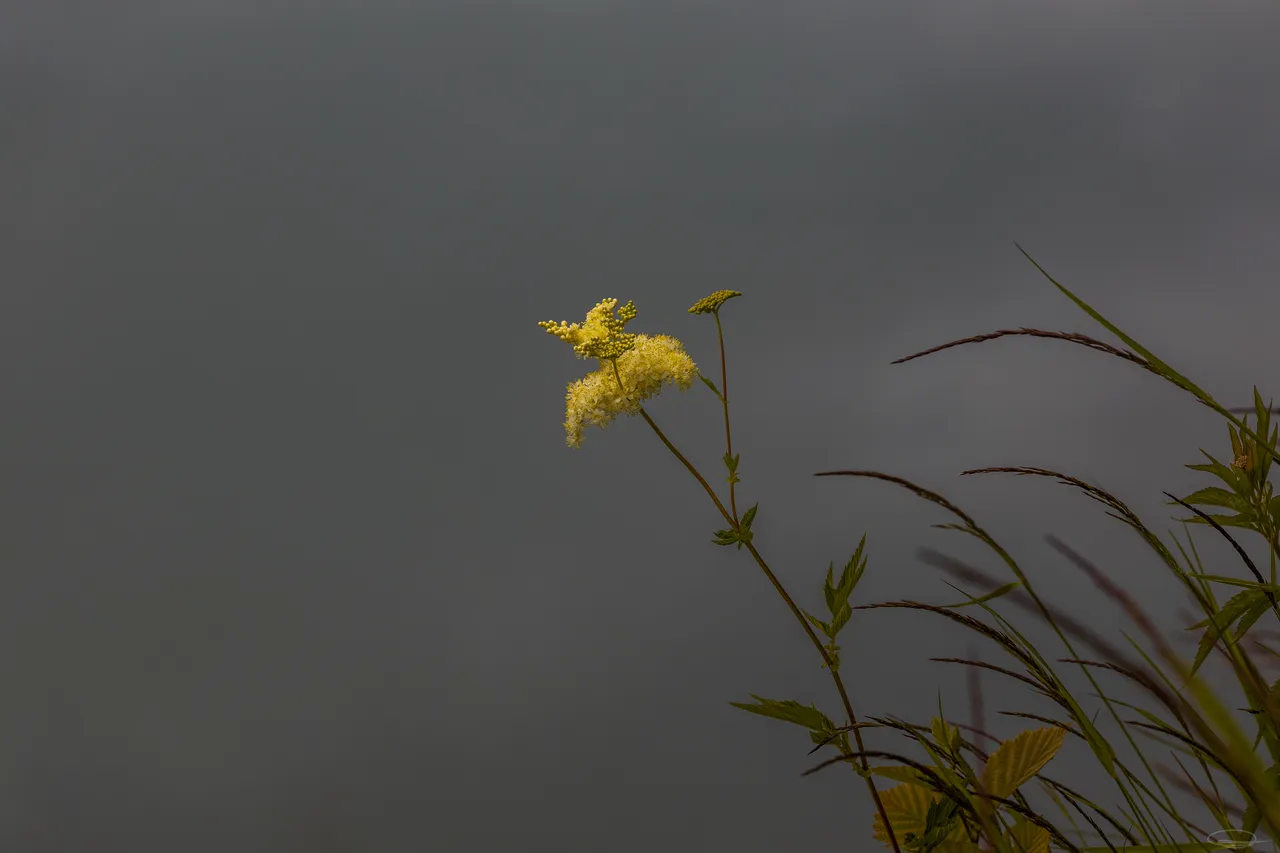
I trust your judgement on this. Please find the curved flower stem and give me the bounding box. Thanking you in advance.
[637,405,902,853]
[638,408,734,526]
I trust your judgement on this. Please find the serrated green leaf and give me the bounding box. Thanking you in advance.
[730,695,838,740]
[830,600,853,636]
[712,527,739,547]
[1189,588,1273,676]
[1235,595,1275,641]
[838,544,867,606]
[739,503,758,531]
[1184,450,1252,497]
[1175,510,1259,530]
[1254,387,1272,437]
[870,765,931,786]
[1177,486,1253,514]
[822,561,838,613]
[804,609,832,637]
[910,798,963,853]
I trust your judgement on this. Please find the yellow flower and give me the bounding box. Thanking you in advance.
[540,298,698,447]
[538,298,638,361]
[688,289,742,315]
[561,334,697,448]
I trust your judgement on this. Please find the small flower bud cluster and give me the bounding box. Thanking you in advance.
[538,298,638,360]
[687,290,742,315]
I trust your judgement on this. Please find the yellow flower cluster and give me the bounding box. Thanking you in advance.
[539,297,697,448]
[561,334,697,447]
[538,298,638,361]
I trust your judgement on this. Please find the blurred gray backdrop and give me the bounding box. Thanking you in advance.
[3,1,1279,851]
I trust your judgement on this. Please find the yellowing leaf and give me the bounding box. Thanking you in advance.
[979,726,1066,800]
[1006,815,1051,853]
[871,783,970,850]
[931,716,960,753]
[873,783,934,848]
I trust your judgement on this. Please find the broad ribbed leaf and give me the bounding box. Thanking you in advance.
[872,783,933,848]
[872,785,972,851]
[979,726,1066,800]
[1006,816,1050,853]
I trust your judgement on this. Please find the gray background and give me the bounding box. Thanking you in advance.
[4,2,1279,850]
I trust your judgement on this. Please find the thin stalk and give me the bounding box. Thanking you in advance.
[714,311,738,523]
[637,409,901,852]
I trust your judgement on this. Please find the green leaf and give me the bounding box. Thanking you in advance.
[820,537,867,638]
[930,717,961,756]
[697,372,723,399]
[1241,678,1280,716]
[822,561,838,613]
[1177,486,1254,514]
[1235,595,1275,641]
[1175,510,1260,530]
[1241,760,1280,835]
[712,527,740,548]
[1184,454,1253,498]
[730,694,832,730]
[1258,410,1279,485]
[1185,573,1280,593]
[908,797,963,853]
[1189,588,1273,676]
[730,695,851,757]
[829,600,853,636]
[722,452,741,486]
[939,581,1022,609]
[713,507,756,549]
[870,765,931,786]
[838,535,869,603]
[804,609,832,638]
[1018,245,1219,406]
[1182,451,1255,500]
